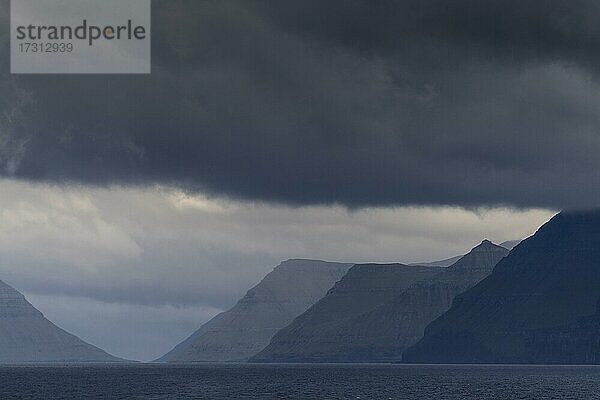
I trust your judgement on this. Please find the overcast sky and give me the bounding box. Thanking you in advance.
[0,0,593,360]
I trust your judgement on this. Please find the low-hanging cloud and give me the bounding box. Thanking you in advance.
[2,0,600,208]
[0,179,553,312]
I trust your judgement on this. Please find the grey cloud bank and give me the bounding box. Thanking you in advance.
[1,0,600,208]
[0,180,552,310]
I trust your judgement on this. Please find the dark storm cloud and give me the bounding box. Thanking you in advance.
[3,0,600,208]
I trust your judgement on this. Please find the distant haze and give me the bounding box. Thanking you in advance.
[0,179,553,360]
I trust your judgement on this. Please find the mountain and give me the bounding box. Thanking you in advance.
[158,259,353,362]
[409,255,463,268]
[524,297,600,364]
[0,280,121,363]
[404,211,600,364]
[252,241,507,362]
[345,240,510,361]
[250,263,443,363]
[409,239,516,268]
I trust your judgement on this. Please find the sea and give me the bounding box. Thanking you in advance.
[1,363,599,399]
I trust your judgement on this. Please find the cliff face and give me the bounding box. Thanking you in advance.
[0,280,120,363]
[158,259,353,362]
[404,211,600,364]
[250,264,443,363]
[350,240,510,361]
[524,298,600,364]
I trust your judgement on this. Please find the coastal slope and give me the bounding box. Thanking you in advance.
[404,211,600,364]
[251,263,443,362]
[158,259,353,362]
[0,280,121,363]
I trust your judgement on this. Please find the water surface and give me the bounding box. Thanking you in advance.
[1,363,599,399]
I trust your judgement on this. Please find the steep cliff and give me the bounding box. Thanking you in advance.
[250,263,443,362]
[0,280,121,363]
[158,259,353,362]
[404,211,600,364]
[349,240,509,361]
[525,299,600,364]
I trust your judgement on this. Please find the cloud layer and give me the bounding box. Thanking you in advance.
[2,0,600,208]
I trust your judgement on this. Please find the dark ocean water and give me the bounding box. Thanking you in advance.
[1,363,600,399]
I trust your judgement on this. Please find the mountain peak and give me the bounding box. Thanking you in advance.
[445,240,509,275]
[475,239,501,249]
[466,239,506,254]
[403,209,600,364]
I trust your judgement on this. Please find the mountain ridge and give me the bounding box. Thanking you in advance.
[250,263,444,362]
[0,280,122,363]
[158,259,353,362]
[252,241,508,363]
[404,211,600,364]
